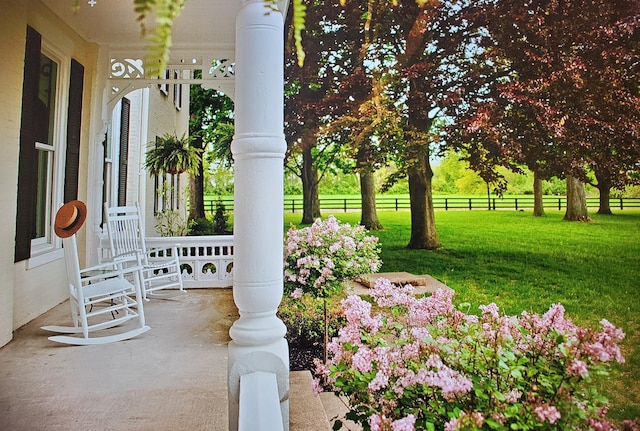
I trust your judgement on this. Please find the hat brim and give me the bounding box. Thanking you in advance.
[54,200,88,238]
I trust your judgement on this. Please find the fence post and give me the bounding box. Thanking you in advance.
[445,198,448,211]
[620,198,623,210]
[558,198,561,210]
[344,199,347,212]
[395,198,398,211]
[468,199,472,210]
[492,198,496,210]
[515,198,518,211]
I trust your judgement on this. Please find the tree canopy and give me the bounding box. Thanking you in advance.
[127,0,640,225]
[445,0,640,215]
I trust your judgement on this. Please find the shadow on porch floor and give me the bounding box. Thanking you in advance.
[0,290,238,430]
[1,289,341,430]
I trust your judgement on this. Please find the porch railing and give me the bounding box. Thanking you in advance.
[145,235,234,288]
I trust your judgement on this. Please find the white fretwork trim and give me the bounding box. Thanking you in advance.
[107,53,236,109]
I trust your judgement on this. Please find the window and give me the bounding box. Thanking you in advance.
[154,173,180,214]
[102,97,131,213]
[159,69,169,95]
[173,70,182,110]
[15,26,83,263]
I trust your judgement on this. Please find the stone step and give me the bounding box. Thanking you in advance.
[289,370,363,431]
[319,392,362,431]
[289,371,331,430]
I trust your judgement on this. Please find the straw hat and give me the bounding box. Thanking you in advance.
[54,200,87,238]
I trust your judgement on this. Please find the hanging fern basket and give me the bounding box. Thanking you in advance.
[144,133,202,176]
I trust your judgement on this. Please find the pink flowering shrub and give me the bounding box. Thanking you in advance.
[284,215,381,299]
[314,277,627,431]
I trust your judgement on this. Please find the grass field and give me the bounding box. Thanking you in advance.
[283,209,640,422]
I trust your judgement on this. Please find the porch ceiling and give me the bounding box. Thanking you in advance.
[42,0,241,53]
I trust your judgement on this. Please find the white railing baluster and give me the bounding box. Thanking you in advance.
[101,235,234,288]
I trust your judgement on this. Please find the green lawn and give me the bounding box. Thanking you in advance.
[283,209,640,422]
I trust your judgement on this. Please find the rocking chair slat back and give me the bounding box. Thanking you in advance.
[104,202,185,300]
[106,206,148,263]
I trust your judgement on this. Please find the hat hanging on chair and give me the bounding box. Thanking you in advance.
[54,200,87,238]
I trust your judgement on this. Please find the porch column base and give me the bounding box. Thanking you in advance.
[228,340,290,431]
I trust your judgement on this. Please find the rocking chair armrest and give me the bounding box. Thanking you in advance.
[80,254,144,282]
[80,264,145,284]
[96,249,145,265]
[110,250,145,262]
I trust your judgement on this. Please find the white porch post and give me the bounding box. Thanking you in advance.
[228,0,289,430]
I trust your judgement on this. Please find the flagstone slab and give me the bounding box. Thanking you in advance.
[348,272,454,296]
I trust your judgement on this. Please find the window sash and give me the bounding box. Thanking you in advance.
[30,46,64,255]
[33,142,55,244]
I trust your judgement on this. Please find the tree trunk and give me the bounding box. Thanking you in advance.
[301,146,321,224]
[564,175,590,221]
[359,171,383,230]
[189,136,206,220]
[595,172,613,215]
[486,183,491,210]
[407,155,441,249]
[533,171,545,217]
[597,187,612,215]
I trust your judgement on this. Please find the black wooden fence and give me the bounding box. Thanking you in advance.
[204,196,640,215]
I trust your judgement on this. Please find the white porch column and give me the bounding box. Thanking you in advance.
[228,0,289,430]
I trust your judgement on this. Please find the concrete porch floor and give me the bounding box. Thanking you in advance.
[0,289,329,431]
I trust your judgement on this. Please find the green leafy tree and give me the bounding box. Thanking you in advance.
[189,73,234,220]
[285,0,372,224]
[212,199,230,234]
[446,0,640,220]
[319,74,403,230]
[356,0,482,249]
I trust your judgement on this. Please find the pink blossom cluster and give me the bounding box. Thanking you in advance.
[370,413,416,431]
[445,412,484,431]
[314,277,627,431]
[534,404,561,424]
[283,215,381,299]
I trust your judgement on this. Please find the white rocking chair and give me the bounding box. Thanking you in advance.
[42,234,150,345]
[103,202,185,300]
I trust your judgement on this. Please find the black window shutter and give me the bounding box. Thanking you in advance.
[100,132,108,227]
[15,26,41,262]
[117,98,130,206]
[63,59,84,202]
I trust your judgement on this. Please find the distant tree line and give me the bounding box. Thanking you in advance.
[282,152,640,198]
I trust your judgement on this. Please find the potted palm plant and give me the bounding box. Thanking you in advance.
[144,132,202,176]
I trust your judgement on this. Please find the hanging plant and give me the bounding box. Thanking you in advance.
[144,132,202,176]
